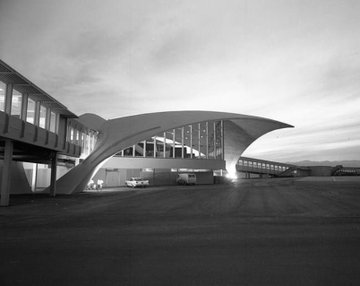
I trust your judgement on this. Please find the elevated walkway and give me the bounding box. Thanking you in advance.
[236,156,295,178]
[0,60,81,205]
[0,111,81,162]
[332,166,360,176]
[237,157,360,178]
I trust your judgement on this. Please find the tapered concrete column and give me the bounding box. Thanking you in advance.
[31,163,38,192]
[1,139,14,206]
[49,152,58,197]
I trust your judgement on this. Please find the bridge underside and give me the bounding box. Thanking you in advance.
[0,138,55,164]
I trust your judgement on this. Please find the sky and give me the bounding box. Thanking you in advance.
[0,0,359,162]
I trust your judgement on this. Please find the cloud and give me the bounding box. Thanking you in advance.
[1,0,360,161]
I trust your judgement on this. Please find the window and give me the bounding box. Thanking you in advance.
[49,111,56,133]
[214,121,223,159]
[26,98,35,124]
[135,142,145,157]
[39,105,47,128]
[0,81,6,111]
[11,89,22,117]
[123,146,133,157]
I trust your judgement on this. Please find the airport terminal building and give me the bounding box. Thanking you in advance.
[0,60,292,205]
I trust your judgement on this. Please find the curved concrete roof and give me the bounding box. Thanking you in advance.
[54,111,293,194]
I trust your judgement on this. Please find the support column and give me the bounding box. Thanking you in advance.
[49,152,57,197]
[1,139,13,206]
[31,163,38,192]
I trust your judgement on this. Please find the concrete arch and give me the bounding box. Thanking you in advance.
[53,111,292,194]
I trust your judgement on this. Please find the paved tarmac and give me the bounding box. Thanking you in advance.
[1,177,360,286]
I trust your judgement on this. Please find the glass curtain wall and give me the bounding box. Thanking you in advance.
[117,120,224,160]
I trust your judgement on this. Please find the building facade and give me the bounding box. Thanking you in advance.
[0,60,292,205]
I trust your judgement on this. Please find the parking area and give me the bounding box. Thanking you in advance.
[1,178,360,285]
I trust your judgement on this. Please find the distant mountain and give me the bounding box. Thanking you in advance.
[288,160,360,168]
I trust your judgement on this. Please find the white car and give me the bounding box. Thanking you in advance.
[125,177,150,188]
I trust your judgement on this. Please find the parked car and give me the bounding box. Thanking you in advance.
[125,177,150,188]
[176,173,197,185]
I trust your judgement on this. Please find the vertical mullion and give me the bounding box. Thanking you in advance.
[153,136,157,158]
[173,129,175,158]
[21,93,28,120]
[198,123,201,159]
[206,121,209,159]
[143,140,146,157]
[190,125,193,159]
[221,120,224,159]
[213,121,216,158]
[181,127,184,159]
[163,132,166,158]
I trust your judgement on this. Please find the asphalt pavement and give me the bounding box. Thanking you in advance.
[1,177,360,286]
